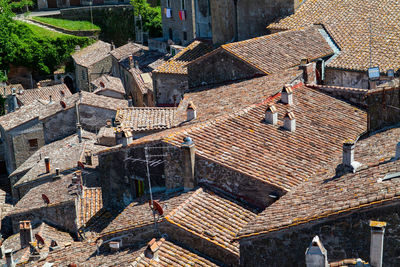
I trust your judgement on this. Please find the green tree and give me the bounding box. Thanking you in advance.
[130,0,162,37]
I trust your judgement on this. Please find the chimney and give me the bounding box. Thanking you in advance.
[49,95,53,103]
[5,249,14,267]
[370,221,386,267]
[10,88,19,112]
[186,101,197,121]
[109,240,121,252]
[283,111,296,132]
[305,236,329,267]
[181,137,196,191]
[53,168,61,181]
[19,221,33,249]
[128,96,133,107]
[111,41,115,50]
[121,129,133,147]
[342,141,362,172]
[28,242,41,261]
[265,104,278,125]
[76,123,82,143]
[44,157,50,173]
[74,45,81,52]
[281,85,293,105]
[129,55,134,69]
[144,238,162,261]
[37,82,41,88]
[300,60,317,85]
[134,60,139,69]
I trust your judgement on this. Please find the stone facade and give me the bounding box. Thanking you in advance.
[153,72,188,105]
[325,68,369,89]
[209,0,235,45]
[239,203,400,267]
[75,55,112,92]
[187,49,261,88]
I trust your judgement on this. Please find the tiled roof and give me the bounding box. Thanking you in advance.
[115,107,178,132]
[238,126,400,238]
[78,187,103,228]
[129,67,153,94]
[16,84,72,106]
[119,50,169,73]
[154,40,214,74]
[72,40,112,67]
[13,133,105,188]
[0,84,23,97]
[109,42,147,61]
[100,191,194,236]
[267,0,400,72]
[0,100,45,131]
[92,75,125,95]
[220,26,334,74]
[1,222,73,266]
[164,188,257,256]
[165,84,367,191]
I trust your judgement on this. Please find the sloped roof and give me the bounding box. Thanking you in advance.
[268,0,400,72]
[0,84,23,97]
[115,107,178,132]
[109,42,147,61]
[154,40,214,74]
[239,126,400,238]
[72,40,111,67]
[220,26,334,74]
[164,84,367,191]
[92,75,125,95]
[16,84,72,106]
[0,100,46,131]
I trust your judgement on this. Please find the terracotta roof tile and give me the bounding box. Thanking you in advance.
[0,84,23,97]
[72,41,112,67]
[78,187,103,228]
[115,107,178,132]
[268,0,400,72]
[239,126,400,238]
[109,42,147,61]
[16,84,72,106]
[0,100,45,131]
[92,75,125,95]
[221,26,334,74]
[165,85,367,191]
[154,40,214,74]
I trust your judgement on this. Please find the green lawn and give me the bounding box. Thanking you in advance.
[31,17,100,31]
[22,22,70,38]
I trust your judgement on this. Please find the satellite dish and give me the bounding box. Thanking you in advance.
[60,101,66,108]
[35,233,45,245]
[42,194,50,204]
[77,161,85,169]
[149,200,164,216]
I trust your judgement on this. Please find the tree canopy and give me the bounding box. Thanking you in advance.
[130,0,162,37]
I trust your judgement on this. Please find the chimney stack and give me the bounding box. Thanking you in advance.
[283,111,296,132]
[121,129,133,147]
[144,238,162,261]
[19,221,33,249]
[370,221,386,267]
[281,85,293,105]
[186,101,197,121]
[129,55,134,69]
[181,137,196,191]
[265,104,278,125]
[49,95,53,103]
[134,60,139,69]
[342,141,361,173]
[10,88,19,112]
[5,249,14,267]
[109,241,121,252]
[44,157,50,173]
[128,96,133,107]
[53,168,61,181]
[305,236,329,267]
[76,123,82,143]
[111,41,115,50]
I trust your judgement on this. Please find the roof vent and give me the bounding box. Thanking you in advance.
[342,141,362,173]
[265,104,277,125]
[305,236,328,267]
[283,111,296,132]
[281,85,293,105]
[44,157,50,173]
[187,101,197,121]
[109,240,121,252]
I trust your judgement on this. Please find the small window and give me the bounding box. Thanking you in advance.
[183,31,187,41]
[166,0,171,8]
[169,28,173,40]
[28,139,38,150]
[82,70,85,80]
[181,0,185,10]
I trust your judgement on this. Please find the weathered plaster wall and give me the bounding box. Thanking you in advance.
[88,56,113,91]
[187,49,261,88]
[209,0,235,45]
[239,204,400,267]
[153,72,188,105]
[42,108,76,144]
[325,68,369,89]
[79,105,117,131]
[75,64,89,92]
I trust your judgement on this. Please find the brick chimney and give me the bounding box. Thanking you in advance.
[19,221,33,249]
[342,141,361,173]
[283,111,296,132]
[281,85,293,105]
[299,59,317,85]
[265,104,277,125]
[181,137,196,191]
[5,249,14,267]
[370,221,386,267]
[144,238,162,261]
[186,101,197,121]
[44,157,50,173]
[305,236,328,267]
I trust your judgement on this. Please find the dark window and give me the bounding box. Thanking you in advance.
[169,28,173,40]
[28,139,38,150]
[166,0,171,8]
[183,31,187,41]
[181,0,185,10]
[82,70,85,80]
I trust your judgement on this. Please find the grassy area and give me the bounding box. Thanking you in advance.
[31,17,100,31]
[23,22,70,38]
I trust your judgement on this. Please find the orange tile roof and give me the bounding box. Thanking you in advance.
[221,26,334,74]
[154,40,213,74]
[268,0,400,72]
[164,84,367,191]
[238,126,400,238]
[78,187,103,228]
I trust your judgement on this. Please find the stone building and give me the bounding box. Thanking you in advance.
[267,0,400,88]
[12,84,72,108]
[187,26,334,88]
[91,74,125,99]
[153,40,213,105]
[72,41,113,92]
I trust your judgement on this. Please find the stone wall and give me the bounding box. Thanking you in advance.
[209,0,235,45]
[325,68,369,89]
[88,56,113,91]
[239,203,400,267]
[309,85,368,107]
[161,0,195,45]
[42,107,76,144]
[95,90,125,99]
[79,104,117,131]
[187,48,261,88]
[75,64,89,92]
[153,72,188,105]
[9,200,78,234]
